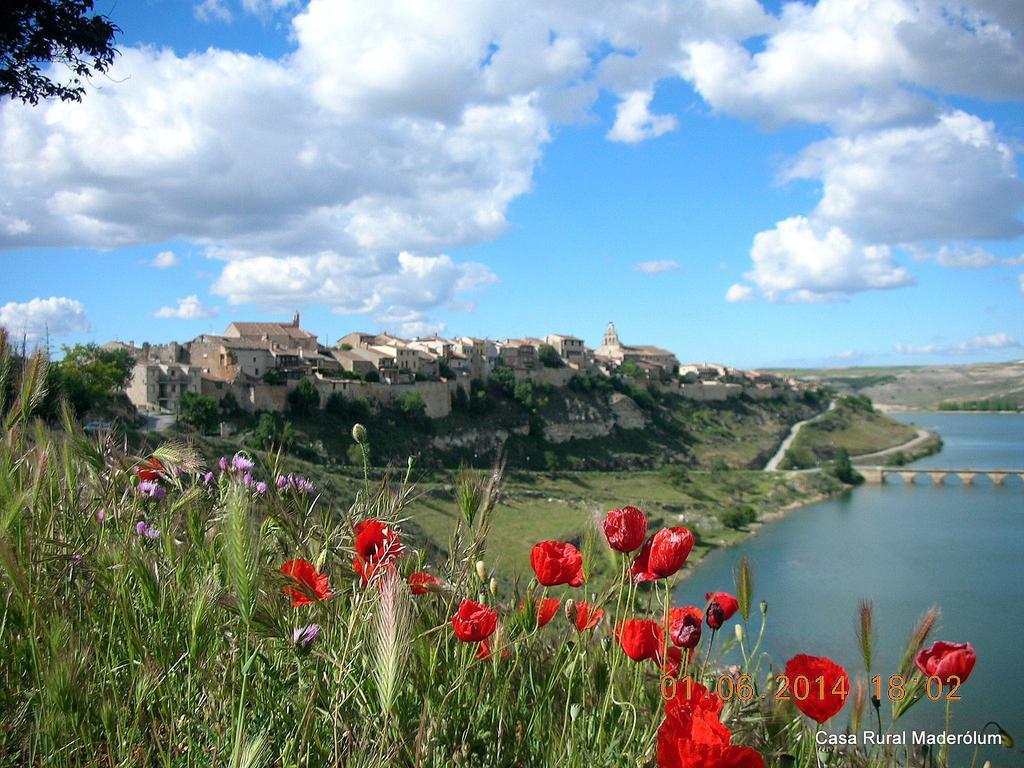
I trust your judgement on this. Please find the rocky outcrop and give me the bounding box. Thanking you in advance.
[543,392,647,443]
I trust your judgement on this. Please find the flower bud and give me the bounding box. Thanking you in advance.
[489,577,498,596]
[351,423,368,444]
[760,600,768,616]
[475,560,487,581]
[734,624,744,643]
[564,598,577,625]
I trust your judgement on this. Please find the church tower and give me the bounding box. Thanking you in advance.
[602,321,621,350]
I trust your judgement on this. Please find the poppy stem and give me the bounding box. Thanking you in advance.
[700,627,717,682]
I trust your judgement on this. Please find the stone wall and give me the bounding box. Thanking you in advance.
[679,382,743,401]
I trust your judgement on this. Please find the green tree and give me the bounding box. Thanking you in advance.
[251,412,294,450]
[396,391,426,418]
[50,343,133,415]
[537,344,563,368]
[488,365,515,396]
[828,447,863,485]
[363,370,380,383]
[1,0,120,105]
[178,392,217,433]
[287,378,320,416]
[619,361,645,379]
[718,505,757,530]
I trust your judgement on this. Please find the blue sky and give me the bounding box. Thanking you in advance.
[1,0,1022,368]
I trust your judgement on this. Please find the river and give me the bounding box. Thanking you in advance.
[675,412,1024,765]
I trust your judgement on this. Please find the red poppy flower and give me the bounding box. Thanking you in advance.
[616,619,664,661]
[281,558,333,606]
[915,641,976,687]
[602,505,648,552]
[534,597,560,628]
[451,598,498,643]
[784,654,850,724]
[659,678,765,768]
[668,605,704,648]
[705,591,739,629]
[657,645,696,679]
[530,541,585,587]
[352,519,404,584]
[136,457,164,482]
[573,601,604,632]
[475,638,511,660]
[631,527,695,583]
[408,571,442,595]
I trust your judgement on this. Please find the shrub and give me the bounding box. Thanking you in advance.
[538,344,563,368]
[718,504,757,530]
[287,378,321,416]
[828,447,864,485]
[178,392,218,433]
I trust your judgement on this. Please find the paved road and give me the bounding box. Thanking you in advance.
[764,400,835,471]
[850,429,931,462]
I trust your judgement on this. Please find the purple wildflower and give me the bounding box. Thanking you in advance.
[137,480,166,500]
[277,473,316,494]
[218,456,229,472]
[135,520,160,540]
[256,481,267,495]
[276,474,289,489]
[97,508,106,523]
[231,453,254,473]
[203,471,215,485]
[243,473,253,487]
[293,624,320,649]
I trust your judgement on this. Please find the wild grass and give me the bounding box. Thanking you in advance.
[0,336,999,767]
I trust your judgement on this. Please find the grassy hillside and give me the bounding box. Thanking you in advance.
[771,360,1024,410]
[780,395,920,469]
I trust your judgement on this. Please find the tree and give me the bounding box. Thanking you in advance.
[50,343,133,415]
[2,0,120,105]
[179,392,218,433]
[287,378,320,416]
[538,344,563,368]
[251,413,294,450]
[619,361,645,380]
[396,391,426,418]
[828,447,864,485]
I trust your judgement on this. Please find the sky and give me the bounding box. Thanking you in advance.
[1,0,1023,369]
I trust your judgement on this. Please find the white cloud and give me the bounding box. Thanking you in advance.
[682,0,1024,133]
[725,283,755,303]
[0,0,1021,324]
[741,216,913,302]
[0,297,89,341]
[607,91,678,143]
[154,295,219,319]
[633,259,680,274]
[194,0,233,23]
[151,250,179,269]
[896,333,1020,355]
[788,112,1024,243]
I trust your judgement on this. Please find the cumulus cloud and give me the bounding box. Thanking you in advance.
[1,0,1021,323]
[725,283,755,303]
[682,0,1024,133]
[0,297,89,341]
[740,216,913,302]
[896,333,1020,355]
[151,250,179,269]
[633,259,680,274]
[607,91,678,143]
[154,295,219,319]
[787,112,1024,244]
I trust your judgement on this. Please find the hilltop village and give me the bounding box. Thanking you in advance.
[111,315,802,420]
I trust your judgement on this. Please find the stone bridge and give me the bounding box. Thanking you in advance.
[856,466,1024,486]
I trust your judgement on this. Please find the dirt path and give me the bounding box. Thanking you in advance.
[764,400,835,471]
[850,428,932,462]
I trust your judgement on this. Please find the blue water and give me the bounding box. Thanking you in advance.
[676,412,1024,764]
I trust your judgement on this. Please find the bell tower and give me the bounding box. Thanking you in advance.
[602,321,621,350]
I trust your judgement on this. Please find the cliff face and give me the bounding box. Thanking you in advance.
[542,392,647,443]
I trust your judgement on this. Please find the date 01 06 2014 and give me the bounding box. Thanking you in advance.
[660,674,965,703]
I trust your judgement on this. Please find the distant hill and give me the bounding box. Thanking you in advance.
[769,360,1024,411]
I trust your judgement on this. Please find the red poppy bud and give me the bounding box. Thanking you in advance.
[408,571,442,595]
[602,505,648,552]
[615,619,664,661]
[705,591,739,629]
[530,541,585,587]
[915,641,976,687]
[475,638,510,660]
[573,601,604,632]
[536,597,560,628]
[631,527,695,583]
[669,606,704,648]
[451,598,498,643]
[784,654,849,724]
[281,558,333,606]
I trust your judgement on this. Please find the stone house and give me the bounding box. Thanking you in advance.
[128,362,202,413]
